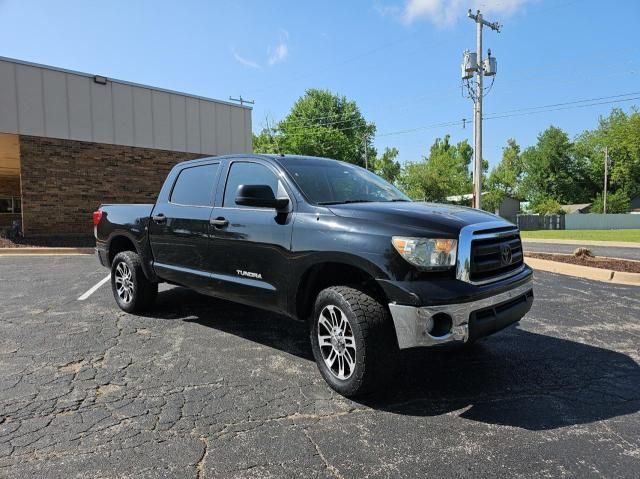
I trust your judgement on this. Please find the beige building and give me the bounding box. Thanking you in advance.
[0,56,252,236]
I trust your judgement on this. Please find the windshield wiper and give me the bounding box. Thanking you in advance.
[317,199,374,205]
[388,198,411,202]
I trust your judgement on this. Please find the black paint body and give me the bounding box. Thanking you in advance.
[95,154,533,320]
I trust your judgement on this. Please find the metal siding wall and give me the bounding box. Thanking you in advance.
[170,94,187,152]
[565,214,640,230]
[244,108,252,152]
[152,90,171,151]
[0,58,251,155]
[200,101,216,154]
[215,103,232,154]
[42,69,69,139]
[91,81,114,144]
[230,107,245,153]
[67,74,92,140]
[112,83,134,146]
[185,97,200,153]
[16,65,45,136]
[132,88,153,147]
[0,62,18,132]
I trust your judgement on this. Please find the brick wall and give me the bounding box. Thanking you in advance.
[19,136,206,236]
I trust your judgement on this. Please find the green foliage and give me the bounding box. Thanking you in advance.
[484,138,523,213]
[590,190,631,214]
[373,147,401,184]
[575,108,640,199]
[529,196,564,215]
[262,89,376,166]
[520,126,593,204]
[398,135,473,202]
[252,128,279,154]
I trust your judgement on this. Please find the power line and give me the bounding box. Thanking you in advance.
[484,96,640,121]
[484,91,640,117]
[260,91,640,140]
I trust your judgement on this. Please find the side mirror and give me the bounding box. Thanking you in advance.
[235,184,289,210]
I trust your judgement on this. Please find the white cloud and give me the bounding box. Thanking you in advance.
[401,0,535,26]
[268,30,289,65]
[232,48,261,69]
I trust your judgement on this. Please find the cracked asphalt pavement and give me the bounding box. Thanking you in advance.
[1,256,639,478]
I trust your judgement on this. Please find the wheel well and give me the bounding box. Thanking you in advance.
[108,236,137,265]
[295,262,387,322]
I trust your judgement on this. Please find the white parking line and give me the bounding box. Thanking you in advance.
[78,274,111,301]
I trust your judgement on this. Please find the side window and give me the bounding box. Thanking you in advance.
[223,162,280,208]
[170,163,218,206]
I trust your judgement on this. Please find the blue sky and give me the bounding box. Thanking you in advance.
[0,0,638,168]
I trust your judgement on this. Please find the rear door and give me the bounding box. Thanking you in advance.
[148,161,220,289]
[204,159,294,313]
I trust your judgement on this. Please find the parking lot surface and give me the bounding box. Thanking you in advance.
[1,256,639,478]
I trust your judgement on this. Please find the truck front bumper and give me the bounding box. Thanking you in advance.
[388,279,533,349]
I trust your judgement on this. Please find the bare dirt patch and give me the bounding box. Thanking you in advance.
[527,252,640,273]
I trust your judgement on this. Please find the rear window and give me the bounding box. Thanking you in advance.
[170,163,218,206]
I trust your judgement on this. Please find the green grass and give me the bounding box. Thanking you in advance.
[520,229,640,243]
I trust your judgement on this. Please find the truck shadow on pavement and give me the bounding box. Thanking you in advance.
[148,287,640,431]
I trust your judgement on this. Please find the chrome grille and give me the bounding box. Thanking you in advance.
[456,222,525,285]
[469,232,523,282]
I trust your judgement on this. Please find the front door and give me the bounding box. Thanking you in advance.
[148,161,220,290]
[205,160,294,313]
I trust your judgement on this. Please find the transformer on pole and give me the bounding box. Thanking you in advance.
[462,10,501,210]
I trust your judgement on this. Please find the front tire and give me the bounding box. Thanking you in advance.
[110,251,158,313]
[310,286,397,397]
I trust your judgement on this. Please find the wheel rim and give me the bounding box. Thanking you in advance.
[317,305,356,380]
[114,262,134,304]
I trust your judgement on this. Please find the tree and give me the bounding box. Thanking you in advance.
[591,190,631,214]
[252,127,279,153]
[530,197,564,215]
[373,147,401,183]
[484,138,523,213]
[259,89,376,166]
[520,126,593,205]
[398,135,473,202]
[575,108,640,200]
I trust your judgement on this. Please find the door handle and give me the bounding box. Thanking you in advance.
[152,214,166,224]
[210,217,229,228]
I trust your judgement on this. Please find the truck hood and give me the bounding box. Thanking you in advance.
[327,201,504,237]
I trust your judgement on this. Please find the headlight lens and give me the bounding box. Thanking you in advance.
[391,237,457,270]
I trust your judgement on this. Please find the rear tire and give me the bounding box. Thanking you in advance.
[310,285,397,397]
[111,251,157,313]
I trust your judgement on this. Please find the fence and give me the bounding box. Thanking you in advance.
[516,215,565,231]
[517,213,640,230]
[565,214,640,230]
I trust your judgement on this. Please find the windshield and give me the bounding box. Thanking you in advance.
[280,158,411,205]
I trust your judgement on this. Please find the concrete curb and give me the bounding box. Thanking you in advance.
[525,257,640,286]
[0,247,94,256]
[521,238,640,248]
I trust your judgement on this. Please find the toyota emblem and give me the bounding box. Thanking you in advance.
[500,244,512,265]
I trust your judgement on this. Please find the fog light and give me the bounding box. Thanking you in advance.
[426,313,453,338]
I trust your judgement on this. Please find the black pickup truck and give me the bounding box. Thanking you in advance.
[94,154,533,396]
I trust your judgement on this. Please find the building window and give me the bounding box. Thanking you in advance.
[0,197,21,214]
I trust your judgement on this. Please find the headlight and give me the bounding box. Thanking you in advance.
[391,237,457,270]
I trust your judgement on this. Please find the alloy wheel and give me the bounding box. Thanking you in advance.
[317,305,357,380]
[114,262,134,304]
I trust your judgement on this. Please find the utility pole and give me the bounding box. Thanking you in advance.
[229,95,255,107]
[464,10,501,209]
[363,134,368,170]
[603,146,609,214]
